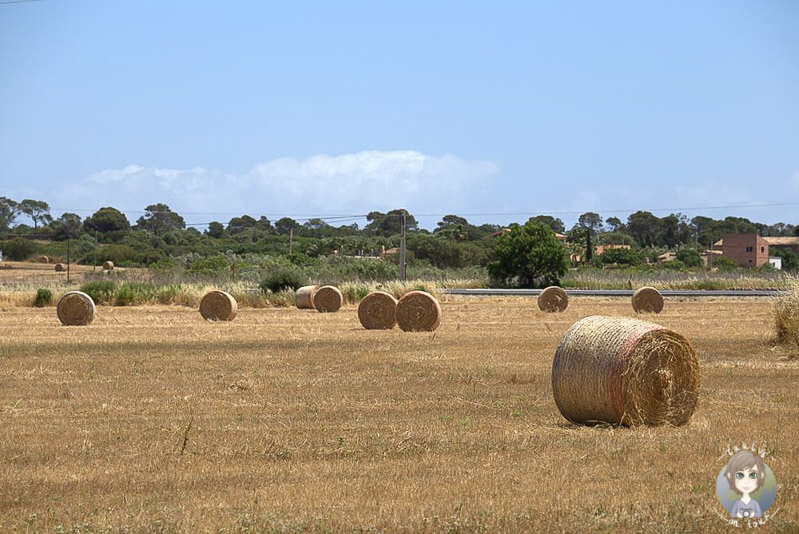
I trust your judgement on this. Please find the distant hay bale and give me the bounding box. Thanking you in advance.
[632,286,664,314]
[296,285,320,309]
[56,291,96,326]
[102,261,115,271]
[358,291,398,330]
[38,255,50,264]
[552,315,700,427]
[199,290,238,321]
[313,285,343,313]
[396,291,442,332]
[538,286,569,313]
[54,263,65,272]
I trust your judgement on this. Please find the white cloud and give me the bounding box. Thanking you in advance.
[59,150,499,223]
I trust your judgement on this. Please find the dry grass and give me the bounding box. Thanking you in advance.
[774,279,799,355]
[0,297,798,532]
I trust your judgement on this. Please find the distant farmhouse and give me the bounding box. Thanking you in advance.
[712,234,799,269]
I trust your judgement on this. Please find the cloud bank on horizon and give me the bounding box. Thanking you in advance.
[59,150,499,223]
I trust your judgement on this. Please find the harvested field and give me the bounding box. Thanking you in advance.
[0,297,797,531]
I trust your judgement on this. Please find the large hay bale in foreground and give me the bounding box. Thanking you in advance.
[538,286,569,312]
[54,263,65,272]
[102,261,115,271]
[552,315,700,426]
[56,291,96,326]
[358,291,398,330]
[396,291,441,332]
[199,290,238,321]
[313,285,343,313]
[295,285,320,309]
[632,286,664,314]
[38,255,50,264]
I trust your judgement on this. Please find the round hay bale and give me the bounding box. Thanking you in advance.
[552,315,700,427]
[102,261,115,271]
[295,285,320,309]
[313,285,343,313]
[538,286,569,312]
[38,255,50,264]
[396,291,441,332]
[358,291,398,330]
[54,263,65,272]
[56,291,96,326]
[632,286,664,314]
[199,290,238,321]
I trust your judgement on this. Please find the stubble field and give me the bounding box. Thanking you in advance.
[1,297,797,532]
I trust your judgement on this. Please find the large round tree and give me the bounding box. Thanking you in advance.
[487,221,569,288]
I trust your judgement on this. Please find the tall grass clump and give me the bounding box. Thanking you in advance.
[34,288,52,307]
[774,279,799,355]
[115,282,158,306]
[79,280,117,305]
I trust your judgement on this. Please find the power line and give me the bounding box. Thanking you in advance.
[0,0,50,4]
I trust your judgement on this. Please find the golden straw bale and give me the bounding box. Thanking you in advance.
[38,255,50,264]
[296,285,320,309]
[54,263,65,272]
[538,286,569,313]
[396,291,441,332]
[358,291,398,329]
[632,286,664,314]
[102,261,115,271]
[313,285,343,313]
[199,290,238,321]
[56,291,96,326]
[552,315,700,427]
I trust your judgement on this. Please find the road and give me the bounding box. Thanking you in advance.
[443,288,779,297]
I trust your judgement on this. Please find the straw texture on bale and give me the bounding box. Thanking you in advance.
[313,286,343,313]
[295,285,320,309]
[538,286,569,312]
[102,261,115,271]
[56,291,96,326]
[552,315,700,427]
[396,291,442,332]
[54,263,65,272]
[632,286,664,314]
[38,255,50,264]
[199,290,238,321]
[358,291,398,330]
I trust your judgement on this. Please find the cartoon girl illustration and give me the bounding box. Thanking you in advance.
[724,450,766,519]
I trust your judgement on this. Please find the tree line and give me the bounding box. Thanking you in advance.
[0,196,797,271]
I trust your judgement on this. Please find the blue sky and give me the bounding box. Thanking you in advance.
[1,0,797,230]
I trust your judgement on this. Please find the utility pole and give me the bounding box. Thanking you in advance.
[66,239,71,283]
[289,226,294,256]
[399,211,407,282]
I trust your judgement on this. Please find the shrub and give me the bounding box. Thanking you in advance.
[116,282,157,306]
[663,259,686,271]
[187,256,230,276]
[714,257,739,271]
[79,280,117,304]
[487,221,569,288]
[0,238,39,261]
[34,288,52,307]
[259,267,308,293]
[599,248,643,266]
[676,248,703,268]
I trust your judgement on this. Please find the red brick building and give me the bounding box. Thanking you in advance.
[720,233,769,267]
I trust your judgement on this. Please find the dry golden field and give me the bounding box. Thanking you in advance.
[1,297,797,532]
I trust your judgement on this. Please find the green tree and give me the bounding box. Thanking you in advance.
[84,207,131,242]
[487,221,568,288]
[227,215,257,234]
[205,221,225,238]
[365,209,418,237]
[605,217,624,232]
[599,247,643,266]
[771,248,798,271]
[627,211,660,247]
[50,212,83,240]
[275,217,297,235]
[0,197,19,232]
[527,215,565,234]
[19,199,52,229]
[136,203,185,235]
